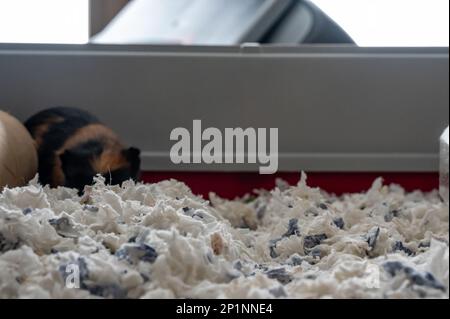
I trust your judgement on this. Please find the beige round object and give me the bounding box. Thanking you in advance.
[0,111,38,190]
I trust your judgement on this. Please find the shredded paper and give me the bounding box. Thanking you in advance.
[0,173,448,299]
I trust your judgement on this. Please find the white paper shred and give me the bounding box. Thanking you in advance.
[0,173,448,299]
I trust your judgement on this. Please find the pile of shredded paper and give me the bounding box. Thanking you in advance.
[0,173,448,299]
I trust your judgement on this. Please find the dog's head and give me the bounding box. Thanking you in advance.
[60,141,141,193]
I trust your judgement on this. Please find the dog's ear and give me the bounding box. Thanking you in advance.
[123,147,140,161]
[126,147,141,158]
[123,147,141,174]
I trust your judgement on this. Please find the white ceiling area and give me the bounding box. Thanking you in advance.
[0,0,89,44]
[0,0,448,46]
[313,0,449,46]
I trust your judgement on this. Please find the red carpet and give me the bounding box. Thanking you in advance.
[141,172,439,199]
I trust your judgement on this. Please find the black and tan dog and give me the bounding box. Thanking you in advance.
[25,107,140,192]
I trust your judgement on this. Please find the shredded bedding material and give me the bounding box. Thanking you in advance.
[0,173,448,299]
